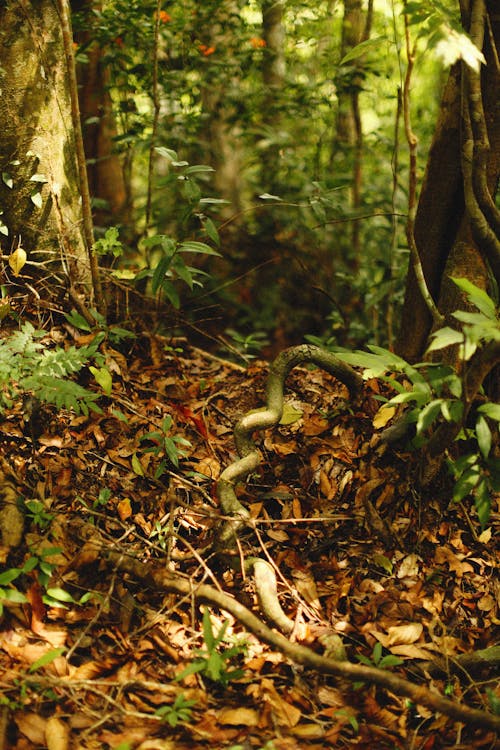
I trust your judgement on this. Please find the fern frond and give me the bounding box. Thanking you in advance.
[21,375,102,415]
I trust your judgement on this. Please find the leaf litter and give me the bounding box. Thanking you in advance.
[0,329,498,750]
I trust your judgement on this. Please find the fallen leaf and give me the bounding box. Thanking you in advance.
[45,715,69,750]
[218,707,259,726]
[372,405,396,429]
[387,622,423,646]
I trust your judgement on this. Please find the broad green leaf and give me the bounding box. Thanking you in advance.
[89,366,112,396]
[0,568,22,585]
[451,277,496,318]
[0,588,27,604]
[416,400,443,435]
[476,415,492,459]
[151,254,174,295]
[131,452,145,476]
[373,554,393,574]
[154,146,177,160]
[474,479,491,530]
[45,587,75,603]
[280,403,303,425]
[203,217,220,246]
[453,466,480,503]
[426,327,463,353]
[477,403,500,422]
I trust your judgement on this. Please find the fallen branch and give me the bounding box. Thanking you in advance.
[77,537,500,734]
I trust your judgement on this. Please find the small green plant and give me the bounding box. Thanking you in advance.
[140,415,192,475]
[0,546,91,615]
[225,328,270,361]
[25,499,54,530]
[135,148,222,307]
[334,279,500,528]
[64,309,135,346]
[356,641,404,670]
[154,692,197,727]
[0,321,105,415]
[175,608,248,686]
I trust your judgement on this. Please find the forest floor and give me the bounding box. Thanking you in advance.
[0,324,499,750]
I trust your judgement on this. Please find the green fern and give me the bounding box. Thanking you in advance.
[0,322,104,415]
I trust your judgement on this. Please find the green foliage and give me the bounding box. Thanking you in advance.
[155,692,197,727]
[92,226,124,258]
[64,309,135,346]
[175,608,248,686]
[356,641,404,670]
[0,546,88,617]
[0,321,105,415]
[335,280,500,528]
[140,415,192,474]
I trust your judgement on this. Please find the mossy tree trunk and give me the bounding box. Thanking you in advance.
[0,0,94,303]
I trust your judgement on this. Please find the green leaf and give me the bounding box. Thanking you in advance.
[474,479,491,529]
[372,641,382,665]
[280,403,303,425]
[0,588,27,604]
[151,254,174,295]
[202,217,220,247]
[201,609,215,650]
[155,146,177,160]
[89,366,112,396]
[426,327,464,353]
[451,277,497,319]
[45,587,75,603]
[131,452,145,476]
[416,399,443,435]
[476,415,492,459]
[453,466,480,502]
[184,164,215,175]
[340,36,387,65]
[373,554,393,574]
[2,173,13,188]
[0,568,22,585]
[477,403,500,422]
[379,654,404,668]
[178,240,221,256]
[29,647,66,673]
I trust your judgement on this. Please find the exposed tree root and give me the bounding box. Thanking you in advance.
[75,534,500,734]
[215,344,363,548]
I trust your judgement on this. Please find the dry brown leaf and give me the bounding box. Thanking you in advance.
[218,707,259,726]
[45,716,70,750]
[434,547,474,578]
[15,711,46,744]
[387,622,423,646]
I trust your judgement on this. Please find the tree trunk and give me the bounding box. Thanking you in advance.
[397,0,499,362]
[0,0,93,300]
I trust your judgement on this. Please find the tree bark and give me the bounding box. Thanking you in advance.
[397,1,500,361]
[0,0,93,299]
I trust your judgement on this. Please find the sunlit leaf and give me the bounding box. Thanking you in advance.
[8,246,27,275]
